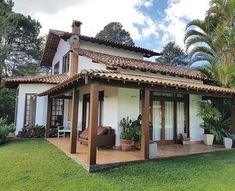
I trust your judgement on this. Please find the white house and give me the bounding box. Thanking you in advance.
[2,21,235,166]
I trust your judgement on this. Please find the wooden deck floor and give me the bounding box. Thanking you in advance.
[47,138,226,171]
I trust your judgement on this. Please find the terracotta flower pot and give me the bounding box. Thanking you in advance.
[121,139,132,151]
[134,142,141,150]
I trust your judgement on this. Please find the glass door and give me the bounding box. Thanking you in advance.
[164,101,174,141]
[177,102,185,139]
[150,93,188,144]
[152,101,161,141]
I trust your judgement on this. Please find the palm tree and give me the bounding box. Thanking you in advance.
[184,0,235,88]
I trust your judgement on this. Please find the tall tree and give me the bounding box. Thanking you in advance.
[155,42,190,67]
[0,0,44,123]
[95,22,135,46]
[184,0,235,88]
[0,0,43,82]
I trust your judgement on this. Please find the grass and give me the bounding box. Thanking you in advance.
[0,139,235,191]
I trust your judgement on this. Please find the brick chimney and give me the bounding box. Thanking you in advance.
[70,20,82,76]
[72,20,82,34]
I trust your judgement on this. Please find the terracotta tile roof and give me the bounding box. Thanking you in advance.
[2,74,69,89]
[41,29,160,66]
[76,49,207,81]
[39,70,235,97]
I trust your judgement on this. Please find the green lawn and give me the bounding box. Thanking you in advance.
[1,139,235,191]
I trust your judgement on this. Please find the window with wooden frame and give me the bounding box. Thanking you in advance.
[24,94,37,127]
[82,91,104,131]
[54,61,60,74]
[51,99,64,128]
[62,52,70,73]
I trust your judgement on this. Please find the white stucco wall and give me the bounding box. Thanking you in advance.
[63,86,140,147]
[117,88,140,146]
[102,87,140,146]
[16,83,55,133]
[102,87,119,145]
[189,94,204,141]
[51,39,145,75]
[78,56,106,73]
[52,39,70,74]
[80,41,144,60]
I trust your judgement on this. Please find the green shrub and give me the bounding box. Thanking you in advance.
[197,100,231,143]
[0,118,15,144]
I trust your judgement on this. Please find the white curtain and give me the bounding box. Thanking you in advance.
[177,102,185,139]
[165,101,174,140]
[152,101,161,141]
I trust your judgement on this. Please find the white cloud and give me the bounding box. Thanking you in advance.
[143,0,154,8]
[13,0,211,50]
[13,0,158,41]
[157,0,210,49]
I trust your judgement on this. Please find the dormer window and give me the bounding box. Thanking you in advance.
[62,52,70,73]
[54,61,60,74]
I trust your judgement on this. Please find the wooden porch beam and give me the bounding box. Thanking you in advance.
[87,82,99,165]
[141,87,150,159]
[70,88,79,154]
[45,97,52,138]
[97,79,233,99]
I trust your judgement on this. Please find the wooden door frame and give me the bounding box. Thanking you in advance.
[150,93,189,145]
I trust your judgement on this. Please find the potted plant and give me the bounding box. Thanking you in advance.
[216,114,233,148]
[132,115,141,150]
[131,115,154,150]
[120,117,133,151]
[197,100,221,146]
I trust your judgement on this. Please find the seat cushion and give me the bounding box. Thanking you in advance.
[79,128,89,139]
[97,126,108,135]
[79,127,108,139]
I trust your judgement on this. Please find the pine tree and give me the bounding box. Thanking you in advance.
[96,22,135,46]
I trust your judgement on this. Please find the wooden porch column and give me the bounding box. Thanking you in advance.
[70,88,79,154]
[231,97,235,134]
[141,87,150,159]
[87,82,99,165]
[45,97,52,138]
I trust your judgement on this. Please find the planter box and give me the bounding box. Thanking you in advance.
[203,134,214,146]
[149,142,157,159]
[223,137,233,149]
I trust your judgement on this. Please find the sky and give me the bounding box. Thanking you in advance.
[13,0,210,52]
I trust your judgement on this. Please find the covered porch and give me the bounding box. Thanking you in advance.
[39,70,235,172]
[48,137,226,171]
